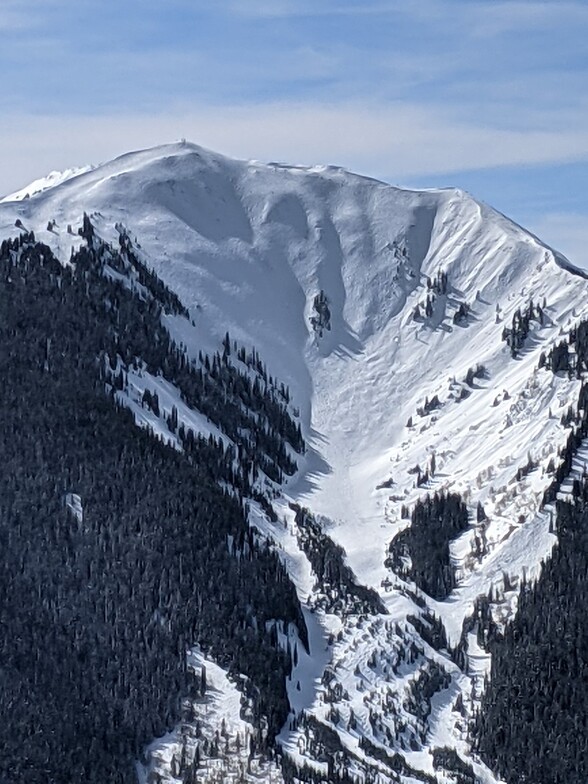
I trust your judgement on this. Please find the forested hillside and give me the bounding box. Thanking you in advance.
[474,335,588,784]
[0,229,306,783]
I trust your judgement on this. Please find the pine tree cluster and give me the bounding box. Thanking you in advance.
[309,290,331,336]
[501,300,545,358]
[542,381,588,504]
[539,316,588,376]
[387,493,470,600]
[290,505,386,617]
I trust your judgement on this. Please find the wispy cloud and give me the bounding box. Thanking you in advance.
[2,101,588,195]
[0,0,72,29]
[224,0,410,18]
[1,0,587,255]
[225,0,588,28]
[2,0,586,116]
[465,0,588,37]
[0,0,44,30]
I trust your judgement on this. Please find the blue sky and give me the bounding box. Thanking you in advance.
[1,0,587,265]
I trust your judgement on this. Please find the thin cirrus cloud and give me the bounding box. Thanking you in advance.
[1,1,585,113]
[1,102,587,188]
[226,0,588,31]
[0,0,68,28]
[465,0,588,37]
[224,1,407,18]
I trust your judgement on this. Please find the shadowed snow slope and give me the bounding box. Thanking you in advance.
[3,141,588,782]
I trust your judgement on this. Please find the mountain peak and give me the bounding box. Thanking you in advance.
[0,142,588,782]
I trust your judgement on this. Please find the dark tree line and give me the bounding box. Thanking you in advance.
[387,492,470,600]
[290,504,386,617]
[281,712,440,784]
[71,224,305,485]
[432,748,476,784]
[502,300,545,357]
[539,317,588,504]
[539,315,588,376]
[357,736,436,783]
[473,322,588,782]
[407,611,449,653]
[427,270,448,295]
[413,269,450,324]
[474,485,588,782]
[0,230,307,783]
[542,382,588,504]
[114,221,190,317]
[310,290,331,336]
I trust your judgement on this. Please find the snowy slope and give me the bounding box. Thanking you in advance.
[137,647,286,784]
[0,165,93,203]
[2,141,587,782]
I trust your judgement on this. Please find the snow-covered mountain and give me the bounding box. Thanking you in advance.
[1,141,587,784]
